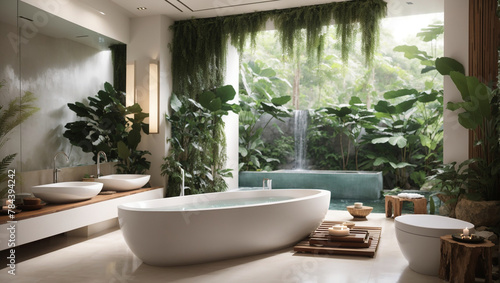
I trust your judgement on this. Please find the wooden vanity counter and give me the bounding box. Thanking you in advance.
[0,188,160,224]
[0,187,163,250]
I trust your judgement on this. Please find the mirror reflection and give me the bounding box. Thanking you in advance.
[0,0,124,174]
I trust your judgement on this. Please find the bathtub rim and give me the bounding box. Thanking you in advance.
[118,188,330,212]
[244,170,381,174]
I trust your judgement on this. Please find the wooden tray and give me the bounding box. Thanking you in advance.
[294,220,382,257]
[311,230,369,242]
[309,237,372,248]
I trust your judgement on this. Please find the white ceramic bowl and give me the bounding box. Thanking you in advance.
[96,174,150,191]
[32,182,103,204]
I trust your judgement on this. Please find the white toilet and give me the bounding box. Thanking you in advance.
[394,214,473,276]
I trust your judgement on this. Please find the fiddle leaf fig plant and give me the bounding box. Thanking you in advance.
[63,82,151,174]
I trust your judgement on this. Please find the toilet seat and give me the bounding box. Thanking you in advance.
[395,215,473,237]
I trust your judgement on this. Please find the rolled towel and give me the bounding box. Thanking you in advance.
[397,192,424,199]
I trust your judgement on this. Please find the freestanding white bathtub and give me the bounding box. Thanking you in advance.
[118,189,330,266]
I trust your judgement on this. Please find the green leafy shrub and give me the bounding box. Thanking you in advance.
[239,61,291,171]
[63,82,150,174]
[162,85,240,197]
[0,82,39,198]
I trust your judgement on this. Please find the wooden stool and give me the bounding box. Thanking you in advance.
[439,235,495,283]
[385,195,427,218]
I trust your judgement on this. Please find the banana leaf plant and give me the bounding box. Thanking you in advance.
[63,82,150,174]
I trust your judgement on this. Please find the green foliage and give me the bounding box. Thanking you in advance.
[362,88,443,189]
[435,57,500,201]
[162,85,239,197]
[0,81,39,197]
[427,161,468,208]
[239,61,291,171]
[248,22,445,191]
[63,82,150,174]
[261,134,295,171]
[314,97,378,170]
[170,1,386,192]
[274,0,387,64]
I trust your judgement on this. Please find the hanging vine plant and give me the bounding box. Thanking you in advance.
[167,0,387,196]
[171,0,387,97]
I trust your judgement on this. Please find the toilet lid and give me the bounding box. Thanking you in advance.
[395,215,474,237]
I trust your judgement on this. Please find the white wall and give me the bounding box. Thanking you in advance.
[224,44,240,190]
[443,0,469,164]
[0,20,113,173]
[0,22,21,173]
[127,15,173,188]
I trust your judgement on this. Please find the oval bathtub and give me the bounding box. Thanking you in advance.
[118,189,330,266]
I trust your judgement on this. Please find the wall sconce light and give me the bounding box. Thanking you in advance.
[149,61,159,134]
[126,61,135,107]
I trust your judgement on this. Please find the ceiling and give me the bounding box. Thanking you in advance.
[108,0,444,20]
[0,1,123,50]
[0,0,443,51]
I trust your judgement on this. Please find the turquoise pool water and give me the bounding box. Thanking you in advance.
[239,171,382,199]
[234,187,437,214]
[331,196,439,214]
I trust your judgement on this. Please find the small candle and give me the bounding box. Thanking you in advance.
[354,202,363,208]
[5,199,15,209]
[328,225,350,236]
[463,227,469,237]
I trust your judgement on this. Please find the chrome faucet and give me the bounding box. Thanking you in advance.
[179,167,190,196]
[96,151,107,177]
[53,151,69,183]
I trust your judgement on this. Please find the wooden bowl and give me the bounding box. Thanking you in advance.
[342,221,356,228]
[346,205,373,219]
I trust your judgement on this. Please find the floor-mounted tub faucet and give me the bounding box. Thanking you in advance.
[53,151,69,183]
[97,151,107,177]
[179,167,190,196]
[263,178,272,190]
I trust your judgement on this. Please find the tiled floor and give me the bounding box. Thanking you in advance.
[0,211,445,283]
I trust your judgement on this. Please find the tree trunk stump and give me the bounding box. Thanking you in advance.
[439,235,495,283]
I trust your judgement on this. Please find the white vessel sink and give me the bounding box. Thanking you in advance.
[97,174,150,191]
[32,182,103,204]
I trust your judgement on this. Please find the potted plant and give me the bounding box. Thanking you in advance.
[426,161,469,216]
[63,82,151,174]
[432,57,500,227]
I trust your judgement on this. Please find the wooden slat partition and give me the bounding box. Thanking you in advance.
[468,0,500,158]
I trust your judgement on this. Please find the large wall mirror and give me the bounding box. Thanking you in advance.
[0,0,123,178]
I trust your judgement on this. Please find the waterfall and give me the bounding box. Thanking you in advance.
[294,110,308,169]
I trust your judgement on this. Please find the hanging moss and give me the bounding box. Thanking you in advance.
[224,13,270,53]
[172,0,387,98]
[171,18,228,98]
